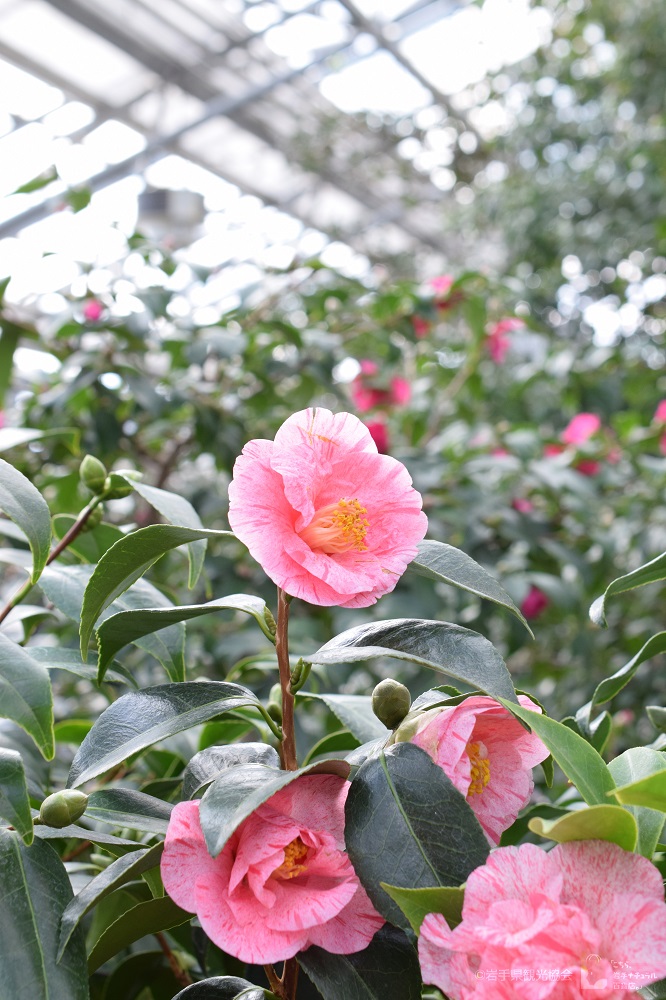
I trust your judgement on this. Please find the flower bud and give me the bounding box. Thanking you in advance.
[263,606,277,636]
[102,473,134,500]
[267,683,283,724]
[371,679,412,730]
[39,789,88,828]
[79,454,107,494]
[81,505,103,532]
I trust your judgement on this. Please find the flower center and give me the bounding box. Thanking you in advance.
[272,836,309,880]
[466,741,491,797]
[299,498,369,554]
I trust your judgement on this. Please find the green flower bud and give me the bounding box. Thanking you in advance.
[263,606,277,636]
[372,679,412,730]
[39,789,88,828]
[79,454,107,494]
[266,701,283,725]
[81,504,103,532]
[102,473,134,500]
[391,706,440,745]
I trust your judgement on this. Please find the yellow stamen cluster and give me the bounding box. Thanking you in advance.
[466,741,491,797]
[272,837,309,880]
[299,498,369,554]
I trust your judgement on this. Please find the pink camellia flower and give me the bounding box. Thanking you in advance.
[512,497,534,514]
[351,379,384,413]
[430,274,454,296]
[487,318,525,364]
[390,376,411,405]
[561,412,601,445]
[418,840,666,999]
[654,400,666,423]
[661,432,666,456]
[228,408,427,607]
[521,585,549,619]
[161,774,384,965]
[412,315,431,338]
[82,298,104,322]
[365,419,389,454]
[406,695,549,844]
[575,458,601,477]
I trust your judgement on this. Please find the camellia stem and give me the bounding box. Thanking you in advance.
[0,495,103,627]
[275,588,298,772]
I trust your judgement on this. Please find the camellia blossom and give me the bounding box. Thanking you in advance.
[654,400,666,423]
[418,840,666,999]
[521,585,549,619]
[561,412,601,445]
[228,408,427,607]
[365,419,389,454]
[407,695,549,843]
[161,774,384,965]
[82,298,104,322]
[487,318,525,364]
[350,362,412,413]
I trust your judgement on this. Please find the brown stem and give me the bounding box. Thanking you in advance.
[155,931,193,988]
[0,496,101,626]
[61,840,92,862]
[281,957,300,998]
[264,964,284,995]
[276,588,298,772]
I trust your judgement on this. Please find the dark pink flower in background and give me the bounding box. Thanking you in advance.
[512,497,534,514]
[487,317,525,364]
[561,412,601,445]
[654,400,666,423]
[350,361,411,412]
[228,408,427,607]
[521,585,549,619]
[544,443,565,458]
[365,419,389,454]
[407,694,548,844]
[82,298,104,322]
[390,376,411,405]
[161,775,384,965]
[575,458,601,477]
[0,412,4,430]
[418,840,666,999]
[359,359,379,377]
[412,315,431,338]
[491,447,511,458]
[430,274,454,297]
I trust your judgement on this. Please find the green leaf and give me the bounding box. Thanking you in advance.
[608,749,666,856]
[34,820,140,848]
[344,743,489,927]
[87,895,190,973]
[41,565,185,682]
[578,633,666,732]
[0,457,52,583]
[647,706,666,733]
[172,978,266,999]
[58,842,164,960]
[95,594,274,683]
[0,427,79,454]
[79,524,234,656]
[29,645,135,687]
[52,514,125,564]
[528,805,638,852]
[302,729,361,766]
[409,540,533,636]
[0,748,33,844]
[100,951,185,1000]
[611,772,666,810]
[199,760,350,858]
[499,699,615,806]
[590,551,666,627]
[309,620,517,703]
[0,634,54,759]
[117,478,208,589]
[13,166,58,193]
[85,788,173,834]
[380,883,464,934]
[67,681,261,788]
[182,743,280,800]
[299,694,389,744]
[0,830,88,999]
[299,926,421,1000]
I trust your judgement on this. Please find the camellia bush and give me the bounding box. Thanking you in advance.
[0,400,666,1000]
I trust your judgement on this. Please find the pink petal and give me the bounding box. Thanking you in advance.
[462,844,563,924]
[306,882,385,953]
[266,775,350,850]
[561,412,601,445]
[160,801,218,911]
[552,840,666,918]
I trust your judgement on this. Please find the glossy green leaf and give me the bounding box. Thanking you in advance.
[0,748,33,844]
[182,743,280,800]
[87,895,190,972]
[0,830,88,999]
[172,978,266,999]
[299,926,421,1000]
[299,693,389,744]
[67,681,261,788]
[34,820,140,848]
[117,477,208,589]
[528,805,637,852]
[344,743,488,927]
[499,699,615,805]
[13,165,58,193]
[0,457,51,583]
[0,634,54,759]
[0,428,79,454]
[28,645,135,687]
[590,551,666,627]
[309,619,517,703]
[85,788,173,834]
[380,883,464,934]
[95,594,274,683]
[79,524,234,656]
[577,633,666,733]
[199,759,350,858]
[58,842,164,959]
[647,706,666,732]
[302,729,361,766]
[610,760,666,813]
[409,539,533,636]
[99,950,184,1000]
[608,748,666,857]
[52,514,125,564]
[41,565,185,682]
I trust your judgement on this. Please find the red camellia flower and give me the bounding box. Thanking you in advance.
[419,841,666,998]
[487,317,525,364]
[161,775,384,965]
[521,585,549,619]
[405,695,548,844]
[228,408,427,607]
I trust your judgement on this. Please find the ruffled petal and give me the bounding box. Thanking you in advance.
[160,801,219,912]
[305,882,385,954]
